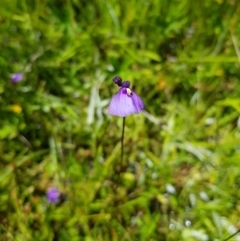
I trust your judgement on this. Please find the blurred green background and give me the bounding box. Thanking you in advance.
[1,0,240,240]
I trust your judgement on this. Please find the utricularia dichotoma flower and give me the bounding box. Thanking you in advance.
[46,187,60,204]
[108,76,144,117]
[10,73,23,83]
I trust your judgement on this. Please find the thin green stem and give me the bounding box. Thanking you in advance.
[115,117,126,188]
[223,229,240,241]
[121,117,125,167]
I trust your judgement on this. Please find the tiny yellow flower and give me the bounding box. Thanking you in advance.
[10,104,22,114]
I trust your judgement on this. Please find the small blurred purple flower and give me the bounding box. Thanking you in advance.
[10,73,23,83]
[108,76,144,117]
[46,187,60,204]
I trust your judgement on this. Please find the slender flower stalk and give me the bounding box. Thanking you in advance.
[223,229,240,241]
[121,117,125,166]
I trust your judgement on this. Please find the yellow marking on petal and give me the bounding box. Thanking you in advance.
[10,104,22,114]
[126,88,132,96]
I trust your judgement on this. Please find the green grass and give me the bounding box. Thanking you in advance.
[1,0,240,240]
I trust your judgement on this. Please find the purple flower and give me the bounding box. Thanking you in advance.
[10,73,23,83]
[46,187,60,204]
[108,77,144,117]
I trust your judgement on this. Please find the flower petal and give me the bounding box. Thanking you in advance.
[108,88,144,117]
[10,73,23,83]
[132,91,144,111]
[46,187,60,203]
